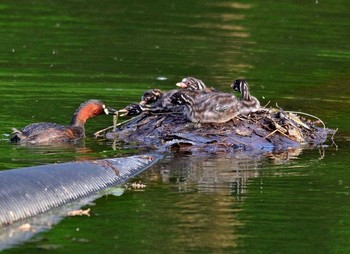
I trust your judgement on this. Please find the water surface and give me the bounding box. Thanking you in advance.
[0,0,349,253]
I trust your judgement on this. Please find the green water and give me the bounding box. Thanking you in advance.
[1,0,350,253]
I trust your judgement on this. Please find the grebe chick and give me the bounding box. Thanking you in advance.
[119,103,144,117]
[231,79,261,115]
[170,90,240,123]
[139,77,214,112]
[10,99,116,144]
[140,89,163,106]
[140,89,180,112]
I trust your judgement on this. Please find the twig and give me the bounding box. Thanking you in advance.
[284,111,326,130]
[265,116,288,133]
[330,128,338,150]
[277,128,294,139]
[113,113,118,132]
[286,113,311,130]
[263,100,271,108]
[93,115,141,137]
[94,126,114,137]
[318,145,325,160]
[264,129,278,139]
[275,102,285,113]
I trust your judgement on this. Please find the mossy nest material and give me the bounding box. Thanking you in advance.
[104,108,334,154]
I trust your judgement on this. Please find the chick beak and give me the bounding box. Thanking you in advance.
[176,82,187,88]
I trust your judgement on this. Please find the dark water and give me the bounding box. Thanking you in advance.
[1,0,349,253]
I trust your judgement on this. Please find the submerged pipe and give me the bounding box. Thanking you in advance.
[0,154,161,227]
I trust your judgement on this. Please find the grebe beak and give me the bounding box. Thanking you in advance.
[104,106,118,115]
[231,82,239,92]
[176,82,187,88]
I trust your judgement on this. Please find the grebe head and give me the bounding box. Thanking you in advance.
[140,89,163,106]
[119,103,143,117]
[176,77,206,91]
[70,99,117,127]
[231,79,251,101]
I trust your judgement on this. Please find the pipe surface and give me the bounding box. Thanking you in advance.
[0,154,161,227]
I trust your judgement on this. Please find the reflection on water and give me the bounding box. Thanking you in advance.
[156,154,263,194]
[128,152,307,252]
[3,141,90,169]
[153,154,259,251]
[0,194,100,251]
[1,138,136,170]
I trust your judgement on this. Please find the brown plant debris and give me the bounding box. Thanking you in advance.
[101,107,334,154]
[130,181,147,189]
[18,223,33,232]
[67,208,91,217]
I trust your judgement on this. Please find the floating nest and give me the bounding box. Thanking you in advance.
[100,107,335,154]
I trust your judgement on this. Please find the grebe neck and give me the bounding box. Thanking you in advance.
[240,81,252,101]
[70,100,106,128]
